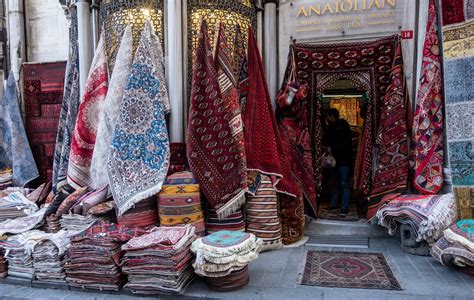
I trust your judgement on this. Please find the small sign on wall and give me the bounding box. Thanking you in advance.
[401,30,414,39]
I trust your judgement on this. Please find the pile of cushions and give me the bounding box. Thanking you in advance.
[431,219,473,268]
[117,197,159,229]
[0,192,38,222]
[158,171,205,236]
[122,225,196,295]
[32,230,73,283]
[65,221,144,291]
[245,174,283,251]
[376,193,457,244]
[191,231,262,291]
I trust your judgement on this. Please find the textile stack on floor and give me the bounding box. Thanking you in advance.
[0,169,12,190]
[117,197,159,229]
[33,230,73,284]
[431,219,474,270]
[1,230,48,279]
[158,172,205,236]
[376,193,457,244]
[122,225,197,295]
[65,221,144,291]
[0,192,38,222]
[191,231,262,291]
[0,248,7,278]
[245,174,283,251]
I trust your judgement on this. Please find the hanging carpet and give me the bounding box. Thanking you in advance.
[0,72,39,186]
[187,20,248,219]
[91,25,133,190]
[413,0,445,194]
[67,32,109,189]
[52,7,80,192]
[23,61,66,182]
[278,36,397,211]
[368,40,409,219]
[244,27,296,199]
[108,21,170,216]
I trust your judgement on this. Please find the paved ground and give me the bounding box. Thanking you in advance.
[0,235,472,300]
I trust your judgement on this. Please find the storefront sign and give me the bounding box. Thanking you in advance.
[287,0,405,39]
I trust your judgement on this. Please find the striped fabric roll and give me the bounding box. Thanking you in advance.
[206,208,246,235]
[245,175,283,251]
[158,171,205,236]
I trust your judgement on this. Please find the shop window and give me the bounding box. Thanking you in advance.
[99,0,164,73]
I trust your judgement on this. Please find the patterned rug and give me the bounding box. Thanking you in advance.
[443,0,474,219]
[413,0,444,194]
[318,202,359,221]
[23,61,67,182]
[299,251,401,290]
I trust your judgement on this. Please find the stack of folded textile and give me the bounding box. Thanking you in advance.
[1,230,48,279]
[122,224,196,295]
[206,208,246,234]
[191,231,262,291]
[0,192,38,222]
[42,215,62,233]
[0,169,13,190]
[0,187,30,198]
[431,219,473,268]
[245,174,283,251]
[0,249,7,278]
[65,221,144,291]
[158,172,205,236]
[0,206,49,236]
[60,214,98,232]
[117,197,159,228]
[376,193,457,244]
[33,230,73,283]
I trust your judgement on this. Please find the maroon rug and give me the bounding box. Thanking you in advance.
[23,62,67,182]
[299,251,402,290]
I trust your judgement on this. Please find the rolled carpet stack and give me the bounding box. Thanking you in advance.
[431,219,474,268]
[191,231,262,291]
[376,193,457,244]
[245,174,283,251]
[122,224,197,295]
[158,171,205,236]
[206,208,246,234]
[117,197,159,229]
[65,221,144,291]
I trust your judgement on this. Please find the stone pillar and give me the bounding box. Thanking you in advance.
[76,0,93,98]
[263,0,278,108]
[256,0,263,51]
[166,0,184,142]
[91,0,100,50]
[6,0,26,80]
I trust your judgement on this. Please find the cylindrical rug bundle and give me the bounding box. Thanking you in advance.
[245,174,283,251]
[191,231,262,291]
[157,171,205,236]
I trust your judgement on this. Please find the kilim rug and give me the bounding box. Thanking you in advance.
[67,31,108,189]
[318,202,359,222]
[0,72,39,186]
[108,21,170,216]
[23,61,67,182]
[52,6,80,192]
[442,0,474,218]
[299,250,401,290]
[91,25,133,189]
[187,20,248,218]
[413,0,444,194]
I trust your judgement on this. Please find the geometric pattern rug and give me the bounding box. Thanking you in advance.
[318,203,359,221]
[299,251,402,290]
